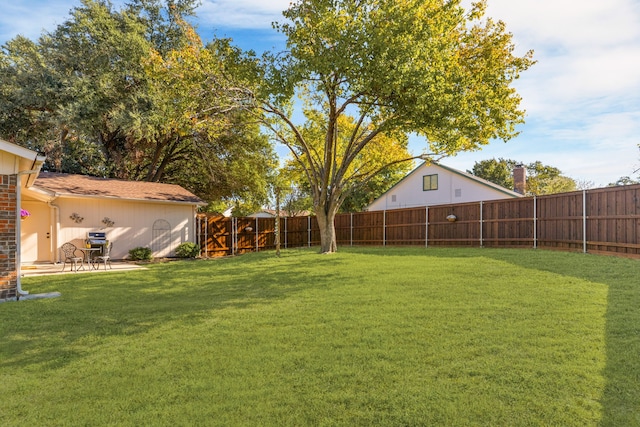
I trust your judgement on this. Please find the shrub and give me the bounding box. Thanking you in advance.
[175,242,200,258]
[129,246,152,261]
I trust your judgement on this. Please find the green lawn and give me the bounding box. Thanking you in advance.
[1,247,639,426]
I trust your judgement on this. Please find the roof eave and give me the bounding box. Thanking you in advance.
[31,189,205,206]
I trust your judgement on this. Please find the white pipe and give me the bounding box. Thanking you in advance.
[479,201,483,248]
[533,196,537,249]
[583,190,587,253]
[383,210,386,246]
[47,201,60,263]
[16,169,40,297]
[425,206,429,248]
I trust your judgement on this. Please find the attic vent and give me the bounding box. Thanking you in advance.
[455,189,462,198]
[391,195,397,202]
[151,219,171,257]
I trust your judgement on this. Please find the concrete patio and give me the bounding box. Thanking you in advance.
[21,261,148,277]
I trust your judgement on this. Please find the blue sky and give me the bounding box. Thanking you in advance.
[2,0,640,187]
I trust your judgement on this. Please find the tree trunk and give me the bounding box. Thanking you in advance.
[316,208,338,253]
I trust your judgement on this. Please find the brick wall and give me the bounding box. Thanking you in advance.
[0,174,17,300]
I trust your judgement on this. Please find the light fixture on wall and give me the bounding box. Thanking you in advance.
[70,212,84,223]
[446,214,457,222]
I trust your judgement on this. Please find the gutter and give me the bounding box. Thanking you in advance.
[16,169,41,298]
[47,201,60,263]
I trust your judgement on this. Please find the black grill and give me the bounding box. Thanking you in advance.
[86,231,108,255]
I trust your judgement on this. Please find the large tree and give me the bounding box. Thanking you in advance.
[0,0,274,204]
[247,0,534,252]
[283,112,414,213]
[469,158,577,195]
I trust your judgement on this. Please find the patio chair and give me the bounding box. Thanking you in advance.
[92,242,112,270]
[61,242,84,272]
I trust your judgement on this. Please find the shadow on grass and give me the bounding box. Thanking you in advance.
[343,245,640,426]
[0,250,343,372]
[3,246,638,425]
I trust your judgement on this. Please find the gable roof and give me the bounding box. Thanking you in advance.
[0,139,46,186]
[33,172,205,205]
[429,162,523,198]
[0,139,46,163]
[369,161,522,208]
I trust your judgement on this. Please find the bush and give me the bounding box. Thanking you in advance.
[175,242,200,258]
[129,246,152,261]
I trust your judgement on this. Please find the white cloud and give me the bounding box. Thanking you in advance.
[0,1,71,42]
[197,0,290,29]
[487,0,640,49]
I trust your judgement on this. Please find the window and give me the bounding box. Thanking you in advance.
[423,174,438,191]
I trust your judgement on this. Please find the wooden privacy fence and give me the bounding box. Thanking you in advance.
[197,184,640,258]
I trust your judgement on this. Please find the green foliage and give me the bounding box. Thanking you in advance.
[175,242,200,258]
[3,248,639,425]
[609,145,640,186]
[470,158,577,195]
[0,0,274,205]
[128,246,152,261]
[609,176,640,186]
[251,0,534,251]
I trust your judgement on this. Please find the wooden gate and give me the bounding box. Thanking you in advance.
[198,215,232,256]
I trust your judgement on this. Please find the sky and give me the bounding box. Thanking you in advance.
[1,0,640,187]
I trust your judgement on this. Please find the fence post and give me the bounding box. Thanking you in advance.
[383,210,386,246]
[479,201,483,248]
[350,213,353,246]
[425,206,429,248]
[231,217,236,256]
[235,217,239,256]
[533,196,537,249]
[583,190,587,253]
[284,217,288,249]
[204,216,208,258]
[255,217,259,252]
[308,216,311,247]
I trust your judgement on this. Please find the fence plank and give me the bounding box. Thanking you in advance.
[198,184,640,259]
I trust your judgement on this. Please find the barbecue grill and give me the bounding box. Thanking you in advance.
[86,231,109,255]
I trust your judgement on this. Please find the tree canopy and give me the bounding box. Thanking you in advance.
[469,158,577,195]
[247,0,534,252]
[0,0,275,204]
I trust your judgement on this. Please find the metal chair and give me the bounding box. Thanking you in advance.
[61,242,84,272]
[92,242,112,270]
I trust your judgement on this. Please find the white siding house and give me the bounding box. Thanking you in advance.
[366,162,521,211]
[21,172,205,262]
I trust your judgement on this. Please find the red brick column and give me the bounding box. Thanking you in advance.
[0,174,18,300]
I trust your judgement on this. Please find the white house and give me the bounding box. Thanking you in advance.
[366,161,522,211]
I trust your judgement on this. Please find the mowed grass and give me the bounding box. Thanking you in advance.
[1,247,639,426]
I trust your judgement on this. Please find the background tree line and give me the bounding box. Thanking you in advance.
[0,0,275,210]
[2,0,538,252]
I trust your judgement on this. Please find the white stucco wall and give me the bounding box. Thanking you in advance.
[367,163,520,211]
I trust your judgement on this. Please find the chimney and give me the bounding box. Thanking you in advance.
[513,164,526,195]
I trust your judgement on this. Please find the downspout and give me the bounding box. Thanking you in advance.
[47,200,60,263]
[15,169,40,297]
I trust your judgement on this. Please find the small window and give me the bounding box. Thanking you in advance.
[423,174,438,191]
